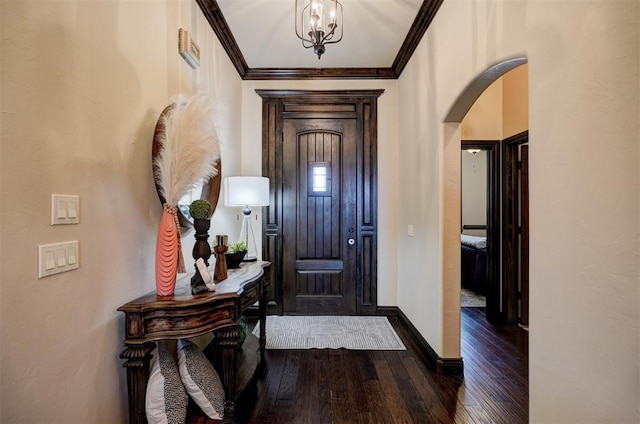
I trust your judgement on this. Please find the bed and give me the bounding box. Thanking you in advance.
[461,235,487,295]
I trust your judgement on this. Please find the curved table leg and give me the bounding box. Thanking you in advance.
[212,325,241,422]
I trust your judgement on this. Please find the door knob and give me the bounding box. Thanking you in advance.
[348,238,355,245]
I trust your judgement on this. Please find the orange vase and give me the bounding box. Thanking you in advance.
[155,209,179,296]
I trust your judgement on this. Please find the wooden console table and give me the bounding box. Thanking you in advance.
[118,261,270,424]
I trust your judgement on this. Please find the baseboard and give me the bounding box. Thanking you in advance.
[378,306,464,376]
[376,306,399,317]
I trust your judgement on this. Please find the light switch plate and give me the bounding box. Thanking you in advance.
[38,241,79,278]
[408,224,415,237]
[51,194,80,225]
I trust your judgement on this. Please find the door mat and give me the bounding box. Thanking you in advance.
[252,315,406,350]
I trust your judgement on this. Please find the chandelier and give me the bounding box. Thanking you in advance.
[295,0,343,59]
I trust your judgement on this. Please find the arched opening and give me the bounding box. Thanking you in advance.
[457,61,529,325]
[442,55,529,368]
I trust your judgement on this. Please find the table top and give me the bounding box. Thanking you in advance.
[118,260,270,313]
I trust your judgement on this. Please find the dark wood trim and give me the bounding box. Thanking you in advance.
[262,99,282,315]
[502,131,528,325]
[245,68,396,80]
[461,140,501,324]
[462,224,486,230]
[382,307,464,376]
[503,130,529,146]
[196,0,444,80]
[195,0,248,78]
[256,89,385,99]
[520,145,529,326]
[375,306,399,317]
[391,0,444,77]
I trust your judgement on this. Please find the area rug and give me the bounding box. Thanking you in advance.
[461,288,486,307]
[252,315,406,350]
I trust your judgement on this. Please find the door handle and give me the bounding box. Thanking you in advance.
[348,238,355,245]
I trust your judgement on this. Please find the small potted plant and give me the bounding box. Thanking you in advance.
[225,240,248,269]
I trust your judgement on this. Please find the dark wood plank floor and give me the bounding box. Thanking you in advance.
[236,307,528,423]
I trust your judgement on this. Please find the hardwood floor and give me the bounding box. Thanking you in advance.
[235,308,528,423]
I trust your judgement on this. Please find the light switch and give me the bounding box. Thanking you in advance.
[408,224,415,237]
[45,252,56,270]
[68,201,78,219]
[51,194,80,225]
[58,200,67,218]
[38,241,79,278]
[56,249,66,267]
[67,248,77,265]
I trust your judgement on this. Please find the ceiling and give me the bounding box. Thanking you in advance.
[195,0,444,80]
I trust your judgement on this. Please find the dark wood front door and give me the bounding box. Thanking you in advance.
[258,90,382,316]
[282,118,357,314]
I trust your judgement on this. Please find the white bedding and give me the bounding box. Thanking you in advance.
[461,235,487,250]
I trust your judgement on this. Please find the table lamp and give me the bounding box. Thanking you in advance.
[224,176,270,261]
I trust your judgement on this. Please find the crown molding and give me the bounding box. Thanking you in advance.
[195,0,249,78]
[245,67,396,80]
[391,0,445,77]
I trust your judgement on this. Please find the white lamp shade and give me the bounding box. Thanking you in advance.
[224,176,270,207]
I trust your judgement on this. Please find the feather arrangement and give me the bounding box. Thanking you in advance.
[153,94,221,206]
[152,94,221,284]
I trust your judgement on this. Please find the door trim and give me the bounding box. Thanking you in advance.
[502,130,529,324]
[258,89,383,315]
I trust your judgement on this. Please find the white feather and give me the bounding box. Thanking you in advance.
[153,94,221,205]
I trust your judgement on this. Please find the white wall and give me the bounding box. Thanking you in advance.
[398,0,639,422]
[240,80,399,307]
[0,1,242,422]
[461,151,486,237]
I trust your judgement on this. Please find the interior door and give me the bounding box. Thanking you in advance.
[282,118,357,314]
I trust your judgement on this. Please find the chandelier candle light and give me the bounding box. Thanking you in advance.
[295,0,343,59]
[224,176,270,261]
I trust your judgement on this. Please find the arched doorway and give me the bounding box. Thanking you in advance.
[443,56,528,330]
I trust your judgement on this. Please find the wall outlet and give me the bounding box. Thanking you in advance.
[38,241,79,278]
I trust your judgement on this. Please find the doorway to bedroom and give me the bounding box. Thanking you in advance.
[459,64,529,326]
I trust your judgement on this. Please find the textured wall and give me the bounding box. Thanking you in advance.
[502,64,529,138]
[0,0,242,422]
[461,151,487,236]
[461,78,503,140]
[398,0,639,421]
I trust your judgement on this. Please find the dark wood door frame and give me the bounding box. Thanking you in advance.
[461,140,501,324]
[502,130,529,325]
[257,89,383,315]
[520,145,529,326]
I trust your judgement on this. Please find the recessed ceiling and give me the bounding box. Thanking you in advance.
[217,0,422,68]
[196,0,444,79]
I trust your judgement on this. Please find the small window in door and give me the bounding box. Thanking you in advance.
[309,162,331,196]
